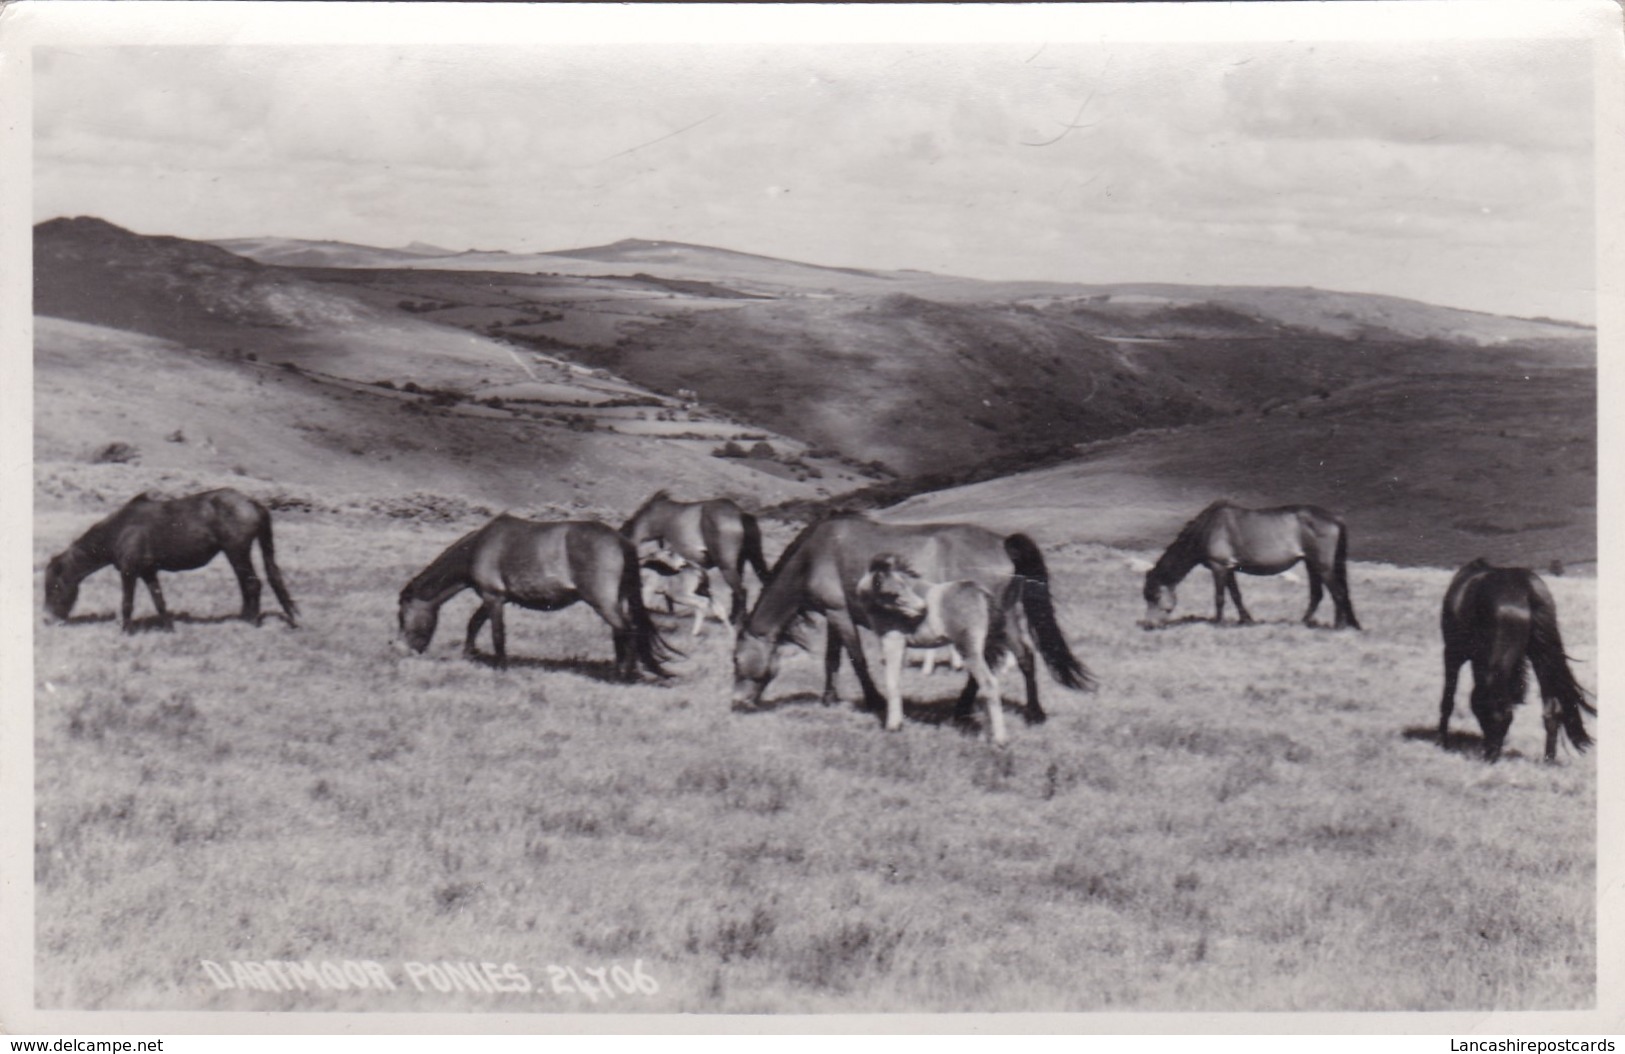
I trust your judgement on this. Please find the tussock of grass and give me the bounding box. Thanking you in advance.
[33,519,1595,1013]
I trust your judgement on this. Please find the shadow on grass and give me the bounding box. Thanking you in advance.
[735,691,832,715]
[463,652,649,686]
[1401,725,1523,760]
[903,691,1041,737]
[54,610,296,632]
[1143,615,1327,631]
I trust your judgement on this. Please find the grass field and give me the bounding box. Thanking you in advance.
[32,503,1596,1014]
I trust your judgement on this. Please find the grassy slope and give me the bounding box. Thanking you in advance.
[35,318,836,518]
[34,510,1595,1013]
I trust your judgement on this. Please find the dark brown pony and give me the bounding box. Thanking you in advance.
[621,490,769,625]
[731,513,1093,728]
[1142,501,1359,629]
[1439,558,1594,762]
[44,489,298,633]
[398,515,675,681]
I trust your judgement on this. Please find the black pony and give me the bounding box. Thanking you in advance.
[1439,559,1594,762]
[44,489,298,632]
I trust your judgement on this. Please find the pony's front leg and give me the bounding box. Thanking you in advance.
[828,610,884,712]
[1210,568,1228,623]
[464,603,491,660]
[487,600,508,668]
[143,572,174,631]
[1438,650,1464,746]
[1225,573,1254,624]
[821,627,844,706]
[880,631,908,733]
[120,572,139,633]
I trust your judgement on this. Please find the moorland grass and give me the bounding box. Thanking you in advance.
[32,511,1596,1014]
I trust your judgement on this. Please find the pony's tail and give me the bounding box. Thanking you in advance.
[256,508,300,626]
[1004,533,1095,692]
[620,544,679,679]
[741,512,772,585]
[1527,583,1596,752]
[1334,524,1361,630]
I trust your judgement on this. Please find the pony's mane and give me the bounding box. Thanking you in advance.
[621,489,674,534]
[765,508,865,577]
[400,525,485,601]
[1149,500,1234,584]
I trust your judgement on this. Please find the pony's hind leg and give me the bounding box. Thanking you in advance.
[1303,566,1325,626]
[225,547,264,625]
[1542,693,1562,763]
[1329,572,1360,630]
[719,565,748,626]
[970,658,1007,747]
[1015,638,1044,725]
[142,572,174,631]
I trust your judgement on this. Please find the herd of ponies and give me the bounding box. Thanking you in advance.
[42,486,1595,762]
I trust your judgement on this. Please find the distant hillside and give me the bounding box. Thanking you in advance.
[880,365,1596,571]
[210,236,448,269]
[38,218,1595,570]
[218,231,1595,348]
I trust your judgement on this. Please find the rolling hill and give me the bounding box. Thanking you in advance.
[32,219,865,522]
[38,218,1596,570]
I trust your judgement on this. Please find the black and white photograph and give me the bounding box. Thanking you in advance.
[4,0,1619,1035]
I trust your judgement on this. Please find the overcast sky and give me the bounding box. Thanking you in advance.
[32,14,1599,323]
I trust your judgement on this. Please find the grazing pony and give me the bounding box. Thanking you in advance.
[856,553,1010,745]
[397,515,675,681]
[732,513,1093,726]
[1439,559,1595,762]
[1142,501,1359,629]
[621,491,770,624]
[44,489,298,633]
[638,542,730,637]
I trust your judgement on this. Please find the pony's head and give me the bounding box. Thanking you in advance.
[858,553,927,620]
[1142,571,1175,627]
[731,629,784,710]
[1470,675,1521,762]
[397,594,440,653]
[43,553,78,622]
[638,538,689,577]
